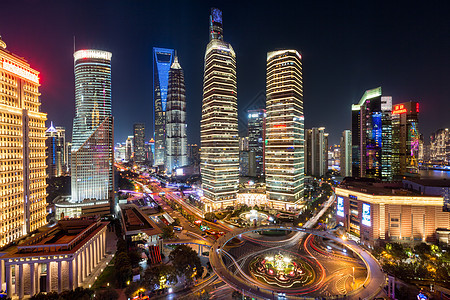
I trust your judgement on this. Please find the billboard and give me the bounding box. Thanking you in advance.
[362,203,371,227]
[337,196,344,217]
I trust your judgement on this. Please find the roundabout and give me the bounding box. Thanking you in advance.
[209,225,386,299]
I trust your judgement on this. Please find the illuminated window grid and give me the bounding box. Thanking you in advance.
[201,40,239,209]
[265,50,304,204]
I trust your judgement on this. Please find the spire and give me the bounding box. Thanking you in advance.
[0,35,7,49]
[171,54,182,70]
[46,121,57,133]
[209,8,224,41]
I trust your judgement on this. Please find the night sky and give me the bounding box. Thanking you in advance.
[1,0,449,145]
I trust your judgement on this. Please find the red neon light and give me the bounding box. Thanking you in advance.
[274,124,286,128]
[392,104,407,114]
[416,102,419,113]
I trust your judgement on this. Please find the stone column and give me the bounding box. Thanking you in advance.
[18,264,23,300]
[30,263,36,297]
[68,260,74,290]
[0,259,4,289]
[83,248,88,279]
[6,264,12,298]
[90,244,94,272]
[73,257,78,289]
[57,261,62,293]
[46,262,51,293]
[35,263,40,294]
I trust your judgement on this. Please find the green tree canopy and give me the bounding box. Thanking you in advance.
[169,245,204,282]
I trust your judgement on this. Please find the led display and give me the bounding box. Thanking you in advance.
[337,196,344,217]
[362,203,371,227]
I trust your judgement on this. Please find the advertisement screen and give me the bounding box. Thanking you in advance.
[337,196,344,217]
[362,203,371,227]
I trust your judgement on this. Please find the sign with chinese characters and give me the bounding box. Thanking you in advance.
[1,60,39,84]
[362,203,371,227]
[392,104,407,114]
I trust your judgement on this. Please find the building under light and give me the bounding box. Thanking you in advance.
[340,130,352,177]
[0,36,47,246]
[166,55,187,174]
[392,101,420,178]
[133,123,145,163]
[45,122,66,178]
[265,49,304,210]
[201,8,239,211]
[71,49,114,204]
[153,47,175,168]
[305,127,328,178]
[352,87,392,181]
[248,109,266,177]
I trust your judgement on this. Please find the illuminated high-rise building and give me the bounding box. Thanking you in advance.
[430,128,449,164]
[125,135,133,162]
[0,37,47,246]
[305,127,328,177]
[340,130,352,177]
[166,55,187,173]
[153,47,175,168]
[352,87,392,181]
[133,123,145,163]
[392,101,420,177]
[265,49,304,209]
[71,49,113,203]
[201,8,239,211]
[248,109,266,177]
[45,122,66,178]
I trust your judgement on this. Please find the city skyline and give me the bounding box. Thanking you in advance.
[0,1,448,146]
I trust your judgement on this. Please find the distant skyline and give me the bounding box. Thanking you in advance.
[1,0,449,145]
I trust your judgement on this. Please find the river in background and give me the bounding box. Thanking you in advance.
[419,169,450,179]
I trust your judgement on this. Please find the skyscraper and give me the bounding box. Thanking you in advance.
[201,8,239,211]
[266,49,304,209]
[71,49,114,203]
[305,127,328,177]
[340,130,352,177]
[133,123,145,163]
[248,109,266,177]
[0,37,47,245]
[153,47,175,168]
[45,122,66,178]
[392,101,420,177]
[125,135,133,162]
[430,128,449,164]
[166,55,187,173]
[352,87,392,181]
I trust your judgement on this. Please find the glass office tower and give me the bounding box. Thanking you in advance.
[266,49,304,210]
[153,47,175,168]
[248,109,266,177]
[71,49,113,202]
[166,55,187,173]
[201,8,239,211]
[133,123,145,163]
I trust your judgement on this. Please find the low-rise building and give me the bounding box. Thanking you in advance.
[335,178,450,247]
[0,217,108,299]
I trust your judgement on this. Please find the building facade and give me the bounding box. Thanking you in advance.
[133,123,145,163]
[430,128,449,164]
[201,8,239,211]
[153,47,175,168]
[45,122,66,178]
[71,49,114,203]
[340,130,352,177]
[265,49,304,209]
[336,179,450,246]
[166,56,187,173]
[0,37,47,246]
[352,87,392,181]
[392,101,420,178]
[305,127,328,177]
[248,109,266,177]
[187,144,200,166]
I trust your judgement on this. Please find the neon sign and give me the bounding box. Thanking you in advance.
[274,124,286,128]
[392,104,407,114]
[1,60,39,84]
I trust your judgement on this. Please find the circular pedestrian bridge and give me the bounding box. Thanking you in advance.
[209,225,386,299]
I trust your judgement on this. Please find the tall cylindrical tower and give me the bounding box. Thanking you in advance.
[71,49,113,203]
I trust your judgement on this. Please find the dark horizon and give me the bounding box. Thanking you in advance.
[1,0,449,146]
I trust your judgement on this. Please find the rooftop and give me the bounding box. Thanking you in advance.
[403,178,450,188]
[120,204,162,236]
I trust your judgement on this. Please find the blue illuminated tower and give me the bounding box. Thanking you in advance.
[153,47,175,168]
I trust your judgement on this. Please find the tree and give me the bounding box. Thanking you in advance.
[116,238,127,253]
[114,252,132,287]
[142,264,177,290]
[169,245,204,282]
[95,288,119,300]
[125,281,140,298]
[128,246,143,267]
[162,226,175,239]
[204,212,215,222]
